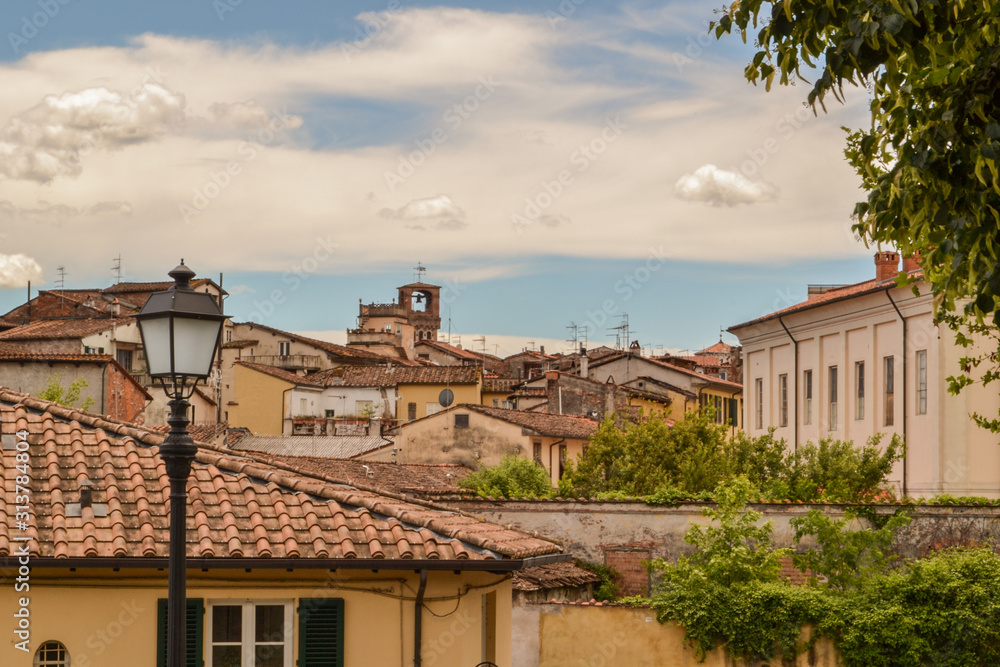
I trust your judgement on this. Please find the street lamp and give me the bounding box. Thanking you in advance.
[136,261,225,667]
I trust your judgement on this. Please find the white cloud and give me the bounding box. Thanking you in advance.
[380,195,465,220]
[207,100,303,130]
[674,164,779,206]
[0,253,43,288]
[0,84,186,182]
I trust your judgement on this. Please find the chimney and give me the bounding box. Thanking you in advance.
[579,346,589,377]
[902,252,922,274]
[79,478,95,510]
[874,251,900,282]
[539,345,545,355]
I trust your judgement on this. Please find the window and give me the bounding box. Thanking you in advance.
[156,597,345,667]
[720,371,727,380]
[34,641,69,667]
[803,370,813,425]
[117,348,133,371]
[455,414,469,428]
[728,397,739,427]
[828,366,838,430]
[426,403,441,416]
[778,374,788,427]
[226,329,233,343]
[299,398,308,415]
[208,601,292,667]
[325,409,336,419]
[855,361,865,420]
[916,350,928,415]
[278,341,290,356]
[533,440,542,464]
[713,395,723,423]
[884,356,894,426]
[407,402,417,421]
[754,378,763,429]
[355,400,374,417]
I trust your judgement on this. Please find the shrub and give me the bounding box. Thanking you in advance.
[457,455,553,499]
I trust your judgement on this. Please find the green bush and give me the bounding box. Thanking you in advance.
[457,455,552,499]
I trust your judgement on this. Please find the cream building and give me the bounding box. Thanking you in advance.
[729,252,1000,498]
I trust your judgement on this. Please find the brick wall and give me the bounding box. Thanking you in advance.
[604,547,651,596]
[105,365,148,423]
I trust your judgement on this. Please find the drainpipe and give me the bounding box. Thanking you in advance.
[281,386,293,435]
[778,315,798,452]
[548,438,566,483]
[414,569,427,667]
[886,289,908,497]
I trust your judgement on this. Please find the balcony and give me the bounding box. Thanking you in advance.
[346,328,402,346]
[242,354,323,371]
[361,303,407,318]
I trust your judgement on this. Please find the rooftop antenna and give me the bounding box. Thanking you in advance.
[111,254,122,284]
[608,313,632,351]
[566,322,580,350]
[473,335,487,373]
[413,261,427,283]
[55,266,66,290]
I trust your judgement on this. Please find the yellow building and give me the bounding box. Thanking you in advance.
[393,404,598,486]
[228,361,304,435]
[0,389,564,667]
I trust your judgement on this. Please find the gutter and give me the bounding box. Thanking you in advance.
[885,288,908,497]
[0,553,572,572]
[414,569,427,667]
[281,385,293,435]
[777,315,798,451]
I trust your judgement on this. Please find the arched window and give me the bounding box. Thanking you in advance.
[34,641,70,667]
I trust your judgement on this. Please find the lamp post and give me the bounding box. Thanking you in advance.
[136,261,225,667]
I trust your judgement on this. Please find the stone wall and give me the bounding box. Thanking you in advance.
[450,499,1000,566]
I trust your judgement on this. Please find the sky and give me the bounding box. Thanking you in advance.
[0,0,879,356]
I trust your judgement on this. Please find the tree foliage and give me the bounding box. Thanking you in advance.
[457,454,553,499]
[559,410,903,503]
[714,0,1000,318]
[38,373,94,411]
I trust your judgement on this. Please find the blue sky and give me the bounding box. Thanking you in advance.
[0,1,878,354]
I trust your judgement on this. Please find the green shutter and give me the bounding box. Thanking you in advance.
[298,598,345,667]
[728,398,739,426]
[156,598,205,667]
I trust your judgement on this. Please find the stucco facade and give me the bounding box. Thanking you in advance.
[228,363,295,435]
[730,256,1000,498]
[1,569,512,667]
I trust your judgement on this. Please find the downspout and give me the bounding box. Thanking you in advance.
[101,362,107,416]
[886,289,908,497]
[548,438,566,483]
[281,386,293,435]
[414,569,427,667]
[778,315,799,451]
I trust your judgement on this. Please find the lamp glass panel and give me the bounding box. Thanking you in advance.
[171,317,222,377]
[138,316,173,376]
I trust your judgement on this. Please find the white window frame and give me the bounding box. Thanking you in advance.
[803,369,813,425]
[426,402,441,416]
[916,350,928,415]
[828,366,838,431]
[207,600,293,667]
[754,378,763,429]
[778,374,788,427]
[278,341,291,356]
[855,361,865,421]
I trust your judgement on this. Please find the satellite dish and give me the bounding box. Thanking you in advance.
[438,388,454,408]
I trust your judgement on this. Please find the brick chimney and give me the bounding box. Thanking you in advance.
[902,252,921,273]
[874,251,900,281]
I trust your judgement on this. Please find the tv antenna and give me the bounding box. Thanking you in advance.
[413,261,427,282]
[112,254,123,284]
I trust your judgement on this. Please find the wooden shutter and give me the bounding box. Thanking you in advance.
[298,598,345,667]
[156,598,205,667]
[728,398,739,426]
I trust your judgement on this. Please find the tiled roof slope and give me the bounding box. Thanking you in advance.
[235,322,419,364]
[512,561,601,592]
[0,317,134,340]
[589,352,743,389]
[462,404,598,439]
[247,455,473,496]
[235,361,322,386]
[311,365,480,387]
[728,272,923,331]
[233,435,391,459]
[0,389,561,562]
[483,377,522,393]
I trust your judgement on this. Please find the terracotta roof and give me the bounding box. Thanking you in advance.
[679,355,721,368]
[246,455,473,496]
[0,352,117,363]
[312,365,480,387]
[414,340,480,361]
[0,317,134,340]
[512,561,602,592]
[222,339,258,349]
[483,378,522,393]
[628,376,696,399]
[0,388,562,563]
[233,435,392,459]
[149,422,229,444]
[589,352,743,390]
[103,278,219,294]
[235,361,322,386]
[459,404,597,439]
[728,273,922,331]
[697,341,735,355]
[237,322,417,364]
